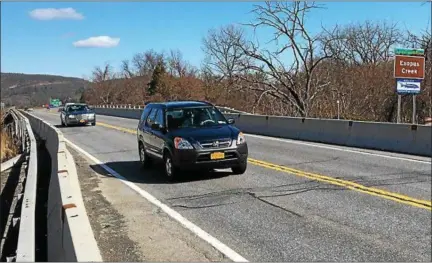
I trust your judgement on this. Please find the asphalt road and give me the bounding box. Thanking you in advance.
[32,110,432,261]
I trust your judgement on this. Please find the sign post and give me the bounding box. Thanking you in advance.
[394,48,425,124]
[413,95,417,124]
[397,95,401,123]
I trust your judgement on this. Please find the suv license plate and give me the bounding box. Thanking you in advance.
[210,152,225,160]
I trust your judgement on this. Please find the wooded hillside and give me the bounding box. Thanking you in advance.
[1,73,89,107]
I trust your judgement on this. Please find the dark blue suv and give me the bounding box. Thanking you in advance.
[137,101,248,181]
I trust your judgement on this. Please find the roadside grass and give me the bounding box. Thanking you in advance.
[0,110,18,163]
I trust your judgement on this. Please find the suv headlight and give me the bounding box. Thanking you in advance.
[174,137,194,149]
[236,132,246,145]
[68,114,75,118]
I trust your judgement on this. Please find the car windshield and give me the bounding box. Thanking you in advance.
[68,105,89,112]
[166,106,227,130]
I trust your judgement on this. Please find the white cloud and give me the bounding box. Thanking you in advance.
[29,8,84,20]
[73,36,120,48]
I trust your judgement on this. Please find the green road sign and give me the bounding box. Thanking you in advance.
[394,48,425,56]
[50,98,61,107]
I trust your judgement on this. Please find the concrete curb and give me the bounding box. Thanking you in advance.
[20,110,103,262]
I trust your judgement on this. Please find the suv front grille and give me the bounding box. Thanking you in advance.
[199,139,232,149]
[74,114,92,120]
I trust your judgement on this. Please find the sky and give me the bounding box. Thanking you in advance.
[1,1,431,79]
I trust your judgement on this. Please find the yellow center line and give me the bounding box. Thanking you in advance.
[247,158,431,210]
[50,115,431,211]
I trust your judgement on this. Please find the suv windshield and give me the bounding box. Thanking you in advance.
[67,105,89,112]
[166,106,227,130]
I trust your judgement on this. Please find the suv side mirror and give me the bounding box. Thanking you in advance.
[227,118,235,124]
[151,123,166,132]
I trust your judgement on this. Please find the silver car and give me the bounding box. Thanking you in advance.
[60,103,96,126]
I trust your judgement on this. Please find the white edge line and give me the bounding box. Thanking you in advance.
[244,133,432,164]
[62,137,248,263]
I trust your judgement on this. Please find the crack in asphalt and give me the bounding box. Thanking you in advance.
[246,192,303,217]
[166,182,344,216]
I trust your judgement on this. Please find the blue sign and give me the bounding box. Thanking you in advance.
[396,78,421,95]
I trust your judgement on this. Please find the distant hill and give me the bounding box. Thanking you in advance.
[1,72,90,107]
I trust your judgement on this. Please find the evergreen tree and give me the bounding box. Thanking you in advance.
[148,61,166,96]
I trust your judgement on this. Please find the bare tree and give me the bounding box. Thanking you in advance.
[202,24,253,106]
[131,50,165,77]
[90,63,119,104]
[407,28,432,119]
[202,24,249,82]
[166,49,198,77]
[120,59,135,79]
[323,20,406,66]
[232,1,334,117]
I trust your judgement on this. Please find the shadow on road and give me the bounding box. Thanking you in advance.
[89,160,233,184]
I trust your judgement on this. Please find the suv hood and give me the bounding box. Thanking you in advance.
[169,125,238,142]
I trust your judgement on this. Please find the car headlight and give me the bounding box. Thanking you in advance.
[174,137,194,149]
[88,113,95,119]
[68,114,75,118]
[236,132,246,145]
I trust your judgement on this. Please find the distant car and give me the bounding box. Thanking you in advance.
[136,101,248,181]
[60,103,96,127]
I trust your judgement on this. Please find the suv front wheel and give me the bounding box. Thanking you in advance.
[164,153,179,182]
[139,143,152,168]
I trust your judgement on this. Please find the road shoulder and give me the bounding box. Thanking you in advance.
[69,146,227,262]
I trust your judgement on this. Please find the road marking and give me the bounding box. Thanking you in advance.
[97,121,136,133]
[248,158,431,211]
[94,121,432,211]
[244,134,431,164]
[63,137,248,262]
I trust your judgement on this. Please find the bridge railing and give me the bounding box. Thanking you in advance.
[0,109,37,262]
[91,104,251,115]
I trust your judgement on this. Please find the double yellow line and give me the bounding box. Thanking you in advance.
[248,158,431,210]
[73,118,432,211]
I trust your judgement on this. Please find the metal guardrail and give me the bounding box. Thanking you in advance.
[15,110,37,262]
[0,109,37,262]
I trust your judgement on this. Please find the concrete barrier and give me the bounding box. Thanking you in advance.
[225,113,432,157]
[95,107,143,119]
[93,107,432,157]
[21,111,102,262]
